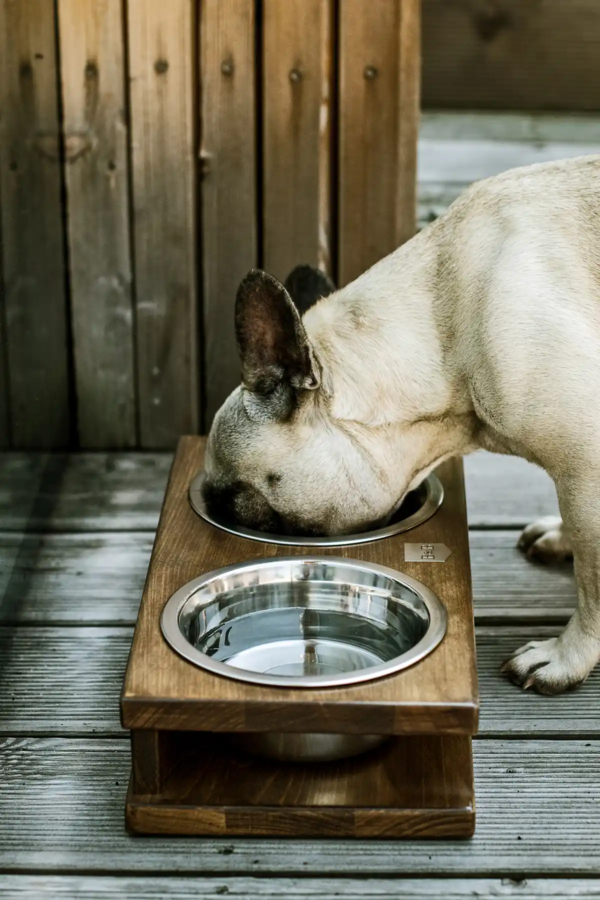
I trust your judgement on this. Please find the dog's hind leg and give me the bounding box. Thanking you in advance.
[517,515,573,563]
[503,474,600,694]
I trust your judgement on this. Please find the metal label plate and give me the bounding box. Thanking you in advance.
[404,542,452,563]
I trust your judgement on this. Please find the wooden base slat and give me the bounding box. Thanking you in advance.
[126,734,474,838]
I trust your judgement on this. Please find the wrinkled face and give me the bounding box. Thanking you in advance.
[204,388,395,536]
[202,267,397,537]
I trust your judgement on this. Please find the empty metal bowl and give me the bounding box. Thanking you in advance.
[189,470,443,547]
[161,557,447,761]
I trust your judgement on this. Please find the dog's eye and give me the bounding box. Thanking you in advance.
[266,473,282,488]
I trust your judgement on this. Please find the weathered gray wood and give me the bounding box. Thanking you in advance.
[0,450,559,531]
[2,875,600,898]
[1,626,594,737]
[0,0,71,448]
[0,737,599,873]
[0,453,172,532]
[465,452,559,528]
[470,531,576,623]
[416,113,600,231]
[201,0,257,427]
[0,529,575,625]
[0,533,151,624]
[0,244,9,448]
[58,0,136,449]
[127,0,199,447]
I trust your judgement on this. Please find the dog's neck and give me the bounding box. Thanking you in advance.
[303,233,483,494]
[305,233,475,421]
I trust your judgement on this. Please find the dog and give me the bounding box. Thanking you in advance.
[204,154,600,696]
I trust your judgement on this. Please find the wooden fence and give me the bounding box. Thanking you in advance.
[0,0,419,450]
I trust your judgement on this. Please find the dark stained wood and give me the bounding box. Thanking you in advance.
[338,0,420,285]
[127,733,474,838]
[422,0,600,113]
[127,0,199,448]
[1,737,600,873]
[200,0,257,426]
[57,0,136,449]
[262,0,334,283]
[0,0,71,448]
[122,437,478,736]
[131,730,164,795]
[3,877,600,898]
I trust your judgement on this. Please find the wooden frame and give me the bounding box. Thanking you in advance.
[122,436,478,837]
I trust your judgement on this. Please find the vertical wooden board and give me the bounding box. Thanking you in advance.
[58,0,136,449]
[262,0,334,283]
[200,0,257,426]
[338,0,419,286]
[0,0,71,448]
[397,0,420,249]
[0,238,9,448]
[422,0,600,113]
[127,0,199,448]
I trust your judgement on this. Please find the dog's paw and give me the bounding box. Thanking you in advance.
[517,516,573,564]
[501,637,592,695]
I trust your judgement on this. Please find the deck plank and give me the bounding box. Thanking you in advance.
[0,737,599,874]
[1,875,600,898]
[0,530,575,626]
[0,450,557,532]
[0,626,594,737]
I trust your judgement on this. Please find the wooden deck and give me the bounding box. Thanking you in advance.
[2,114,600,896]
[1,447,598,898]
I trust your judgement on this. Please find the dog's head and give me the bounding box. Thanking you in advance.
[203,266,400,536]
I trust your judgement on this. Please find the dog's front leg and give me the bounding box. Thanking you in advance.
[503,476,600,694]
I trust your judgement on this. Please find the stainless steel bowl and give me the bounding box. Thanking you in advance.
[189,470,443,547]
[161,557,447,761]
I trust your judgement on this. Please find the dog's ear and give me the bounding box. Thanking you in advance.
[235,269,321,419]
[284,264,336,316]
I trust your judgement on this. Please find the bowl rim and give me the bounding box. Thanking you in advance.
[160,556,448,689]
[188,470,444,547]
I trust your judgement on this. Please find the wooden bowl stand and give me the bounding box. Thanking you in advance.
[121,437,479,838]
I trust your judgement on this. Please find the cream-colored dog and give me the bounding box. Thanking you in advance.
[205,154,600,696]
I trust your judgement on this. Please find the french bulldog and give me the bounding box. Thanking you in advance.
[205,154,600,696]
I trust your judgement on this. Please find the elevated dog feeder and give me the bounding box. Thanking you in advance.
[121,436,478,838]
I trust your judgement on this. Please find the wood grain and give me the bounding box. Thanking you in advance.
[422,0,600,113]
[465,451,558,528]
[0,245,9,448]
[0,447,559,533]
[3,626,595,738]
[122,437,478,735]
[0,453,172,532]
[2,877,600,898]
[262,0,334,283]
[0,0,71,448]
[127,0,199,448]
[0,530,577,627]
[200,0,257,426]
[57,0,136,449]
[1,737,600,873]
[338,0,420,285]
[127,733,474,838]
